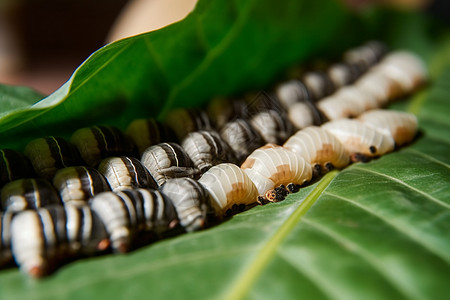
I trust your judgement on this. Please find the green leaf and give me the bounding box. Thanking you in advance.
[0,0,351,151]
[1,1,450,300]
[0,84,44,117]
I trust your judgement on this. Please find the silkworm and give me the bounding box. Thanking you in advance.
[343,40,387,72]
[1,178,61,212]
[159,178,209,232]
[220,118,265,164]
[207,97,248,130]
[302,70,335,100]
[165,108,212,140]
[198,163,259,217]
[1,211,14,266]
[322,119,395,162]
[327,62,360,89]
[70,125,136,167]
[249,109,294,145]
[275,79,312,109]
[241,144,312,201]
[0,149,35,189]
[283,126,350,174]
[141,142,199,186]
[181,130,237,173]
[53,166,111,206]
[286,102,316,130]
[318,86,378,120]
[10,205,109,277]
[126,118,177,154]
[90,188,178,253]
[23,136,84,180]
[98,156,158,192]
[358,109,418,146]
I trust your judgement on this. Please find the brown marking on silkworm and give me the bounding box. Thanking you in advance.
[240,158,256,169]
[269,164,293,185]
[225,182,246,203]
[394,126,414,146]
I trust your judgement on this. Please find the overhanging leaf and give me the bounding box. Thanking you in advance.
[0,0,351,151]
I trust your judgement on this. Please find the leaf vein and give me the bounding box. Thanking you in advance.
[323,191,450,264]
[350,166,450,209]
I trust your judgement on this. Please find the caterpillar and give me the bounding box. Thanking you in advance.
[0,41,425,277]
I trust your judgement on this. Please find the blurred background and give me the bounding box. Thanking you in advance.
[0,0,447,96]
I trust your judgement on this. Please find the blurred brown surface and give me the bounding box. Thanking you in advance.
[0,0,128,95]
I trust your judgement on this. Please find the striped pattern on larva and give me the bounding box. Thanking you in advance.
[53,166,111,206]
[159,178,209,232]
[241,145,312,200]
[283,126,350,173]
[198,163,259,217]
[220,118,265,164]
[249,110,294,145]
[358,109,418,146]
[10,205,108,277]
[1,211,14,266]
[322,119,395,162]
[1,178,61,212]
[287,102,315,130]
[90,188,178,253]
[0,149,35,189]
[126,118,177,154]
[164,108,213,140]
[141,143,198,186]
[24,136,84,180]
[70,126,136,167]
[181,130,236,173]
[98,156,158,192]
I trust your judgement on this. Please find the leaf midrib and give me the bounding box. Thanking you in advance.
[220,170,339,300]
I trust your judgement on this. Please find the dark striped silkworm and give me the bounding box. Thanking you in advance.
[10,204,109,277]
[159,178,209,232]
[53,166,111,206]
[0,149,35,189]
[1,178,61,212]
[140,142,199,186]
[70,125,136,167]
[98,156,158,192]
[24,136,84,180]
[90,188,178,253]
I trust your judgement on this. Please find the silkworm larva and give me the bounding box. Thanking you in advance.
[90,188,178,253]
[302,71,335,100]
[220,118,265,164]
[274,79,312,109]
[53,166,111,206]
[249,109,294,145]
[141,142,198,186]
[70,126,136,167]
[165,108,213,140]
[23,136,84,180]
[159,178,209,233]
[1,178,61,212]
[287,102,315,130]
[327,62,360,89]
[358,109,418,146]
[1,149,35,190]
[126,118,178,154]
[181,130,237,173]
[322,119,395,162]
[206,97,248,130]
[98,156,158,192]
[198,163,259,217]
[283,126,350,174]
[10,205,109,277]
[1,211,14,266]
[317,86,378,120]
[241,144,312,201]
